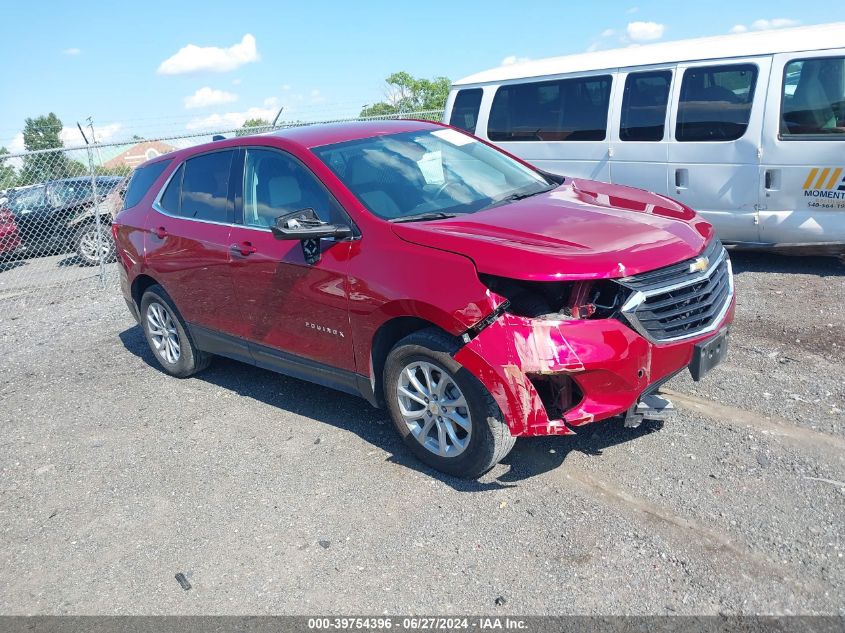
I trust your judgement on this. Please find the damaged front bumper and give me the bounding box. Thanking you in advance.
[452,300,735,437]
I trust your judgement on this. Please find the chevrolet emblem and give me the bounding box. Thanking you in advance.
[689,256,709,274]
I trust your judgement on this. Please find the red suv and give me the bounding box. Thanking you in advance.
[114,120,733,478]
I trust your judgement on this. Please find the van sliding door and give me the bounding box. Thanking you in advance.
[667,57,771,244]
[609,65,676,197]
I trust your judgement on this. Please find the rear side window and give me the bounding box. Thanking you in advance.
[488,75,612,142]
[159,164,183,215]
[449,89,483,133]
[676,64,758,142]
[179,151,234,222]
[123,160,170,209]
[620,70,672,141]
[781,56,845,138]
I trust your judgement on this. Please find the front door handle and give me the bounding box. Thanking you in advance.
[230,241,257,257]
[153,226,168,239]
[674,168,689,192]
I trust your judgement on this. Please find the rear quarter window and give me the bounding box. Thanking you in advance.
[123,160,171,210]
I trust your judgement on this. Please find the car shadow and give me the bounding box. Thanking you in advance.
[729,250,843,277]
[119,325,664,492]
[0,259,26,273]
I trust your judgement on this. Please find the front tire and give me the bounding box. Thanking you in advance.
[140,285,210,378]
[384,328,515,478]
[75,222,115,266]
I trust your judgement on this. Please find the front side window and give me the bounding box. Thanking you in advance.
[676,64,758,142]
[487,75,612,142]
[312,128,554,220]
[449,89,483,134]
[49,181,90,206]
[620,70,672,141]
[242,148,342,228]
[179,151,234,222]
[781,57,845,138]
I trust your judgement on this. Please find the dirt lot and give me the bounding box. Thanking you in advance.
[0,251,843,615]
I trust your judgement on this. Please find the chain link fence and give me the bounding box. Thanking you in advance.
[0,109,443,306]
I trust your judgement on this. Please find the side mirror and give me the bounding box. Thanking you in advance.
[271,208,352,241]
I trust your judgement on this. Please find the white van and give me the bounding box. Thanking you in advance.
[444,23,845,252]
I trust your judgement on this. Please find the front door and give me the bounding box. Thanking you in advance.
[144,149,242,336]
[667,57,771,244]
[228,147,356,376]
[759,51,845,245]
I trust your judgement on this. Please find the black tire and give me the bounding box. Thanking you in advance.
[74,222,115,266]
[139,285,211,378]
[384,328,516,478]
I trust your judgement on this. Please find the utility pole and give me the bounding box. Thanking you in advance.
[86,116,103,166]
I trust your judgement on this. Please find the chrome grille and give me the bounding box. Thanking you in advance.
[619,240,733,342]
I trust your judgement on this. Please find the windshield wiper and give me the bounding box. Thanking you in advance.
[492,186,556,206]
[390,211,457,223]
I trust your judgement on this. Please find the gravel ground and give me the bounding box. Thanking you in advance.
[0,251,842,615]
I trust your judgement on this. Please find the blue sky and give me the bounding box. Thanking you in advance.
[0,0,818,151]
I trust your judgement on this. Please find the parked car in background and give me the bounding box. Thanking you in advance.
[0,204,21,262]
[5,176,123,265]
[444,22,845,255]
[113,120,733,478]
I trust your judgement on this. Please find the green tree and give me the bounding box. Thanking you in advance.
[237,118,273,136]
[20,113,78,183]
[360,72,450,118]
[0,147,17,190]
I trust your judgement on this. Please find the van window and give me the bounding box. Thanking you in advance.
[620,70,672,142]
[179,151,234,223]
[123,160,170,209]
[676,64,758,142]
[781,57,845,138]
[488,75,612,142]
[449,89,483,134]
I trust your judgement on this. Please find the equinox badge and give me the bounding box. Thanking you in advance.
[689,256,709,274]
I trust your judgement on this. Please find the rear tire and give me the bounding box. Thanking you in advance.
[140,285,210,378]
[384,328,515,478]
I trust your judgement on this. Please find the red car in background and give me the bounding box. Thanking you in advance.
[113,120,734,478]
[0,204,21,261]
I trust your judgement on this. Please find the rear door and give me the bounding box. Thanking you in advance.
[228,146,356,375]
[759,51,845,245]
[482,73,615,181]
[144,149,242,336]
[610,65,676,196]
[667,57,771,243]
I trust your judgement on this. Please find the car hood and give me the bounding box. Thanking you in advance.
[391,178,713,281]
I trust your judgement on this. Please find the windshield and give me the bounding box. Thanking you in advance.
[312,128,555,220]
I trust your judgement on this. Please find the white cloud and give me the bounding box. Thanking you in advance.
[184,87,239,109]
[626,21,665,42]
[185,98,280,130]
[730,18,800,34]
[501,55,531,66]
[600,28,616,38]
[63,47,81,56]
[61,123,123,146]
[157,34,259,75]
[750,18,800,30]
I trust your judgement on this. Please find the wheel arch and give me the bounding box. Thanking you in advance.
[131,273,161,310]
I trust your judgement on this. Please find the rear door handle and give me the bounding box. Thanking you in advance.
[230,241,257,257]
[153,226,168,239]
[674,168,689,191]
[764,169,780,192]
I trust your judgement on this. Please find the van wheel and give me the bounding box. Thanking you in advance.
[75,222,115,266]
[140,285,210,377]
[384,328,516,478]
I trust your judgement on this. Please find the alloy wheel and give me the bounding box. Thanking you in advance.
[146,302,181,364]
[396,361,472,457]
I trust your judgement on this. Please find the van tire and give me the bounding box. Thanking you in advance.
[384,328,516,478]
